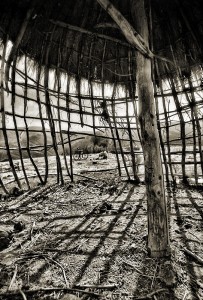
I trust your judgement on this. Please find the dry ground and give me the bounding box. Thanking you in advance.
[0,155,203,300]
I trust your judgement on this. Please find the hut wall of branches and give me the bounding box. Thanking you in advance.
[0,39,142,190]
[0,36,203,191]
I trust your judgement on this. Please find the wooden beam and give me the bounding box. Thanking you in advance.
[96,0,173,65]
[94,22,118,29]
[132,0,169,257]
[50,19,131,48]
[96,0,153,57]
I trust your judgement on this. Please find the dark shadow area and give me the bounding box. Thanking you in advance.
[1,180,203,300]
[72,185,137,284]
[170,188,201,299]
[185,189,203,220]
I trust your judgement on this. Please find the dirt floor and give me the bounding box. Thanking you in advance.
[0,156,203,300]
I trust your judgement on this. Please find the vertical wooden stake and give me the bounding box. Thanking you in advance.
[66,76,74,182]
[127,51,141,181]
[188,78,203,177]
[125,88,139,182]
[128,49,142,143]
[36,64,49,184]
[0,37,21,189]
[11,54,30,190]
[56,37,71,179]
[87,38,96,138]
[24,56,44,185]
[155,61,175,183]
[133,0,169,257]
[111,97,130,180]
[165,69,187,183]
[44,32,63,185]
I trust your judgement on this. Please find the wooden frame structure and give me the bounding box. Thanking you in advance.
[0,0,203,257]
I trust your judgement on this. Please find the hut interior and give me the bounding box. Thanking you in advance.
[0,0,203,299]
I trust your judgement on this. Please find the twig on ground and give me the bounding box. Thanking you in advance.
[29,221,35,241]
[40,248,68,253]
[0,287,100,298]
[80,167,117,173]
[187,231,202,244]
[74,284,117,289]
[25,232,42,250]
[19,252,69,287]
[73,173,98,181]
[121,259,143,274]
[121,259,159,279]
[183,290,189,300]
[43,255,69,287]
[8,265,18,291]
[133,288,168,299]
[150,262,158,290]
[183,247,203,265]
[19,289,27,300]
[196,280,203,289]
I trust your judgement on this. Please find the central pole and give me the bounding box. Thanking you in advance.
[132,0,169,257]
[96,0,170,257]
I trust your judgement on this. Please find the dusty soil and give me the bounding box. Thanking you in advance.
[0,156,203,300]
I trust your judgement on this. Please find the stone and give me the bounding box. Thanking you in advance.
[10,186,23,197]
[14,221,26,232]
[0,227,12,251]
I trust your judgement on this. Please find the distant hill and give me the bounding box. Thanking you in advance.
[0,128,113,161]
[0,121,199,161]
[0,129,54,161]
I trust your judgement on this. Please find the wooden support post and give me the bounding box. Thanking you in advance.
[132,0,169,257]
[96,0,169,256]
